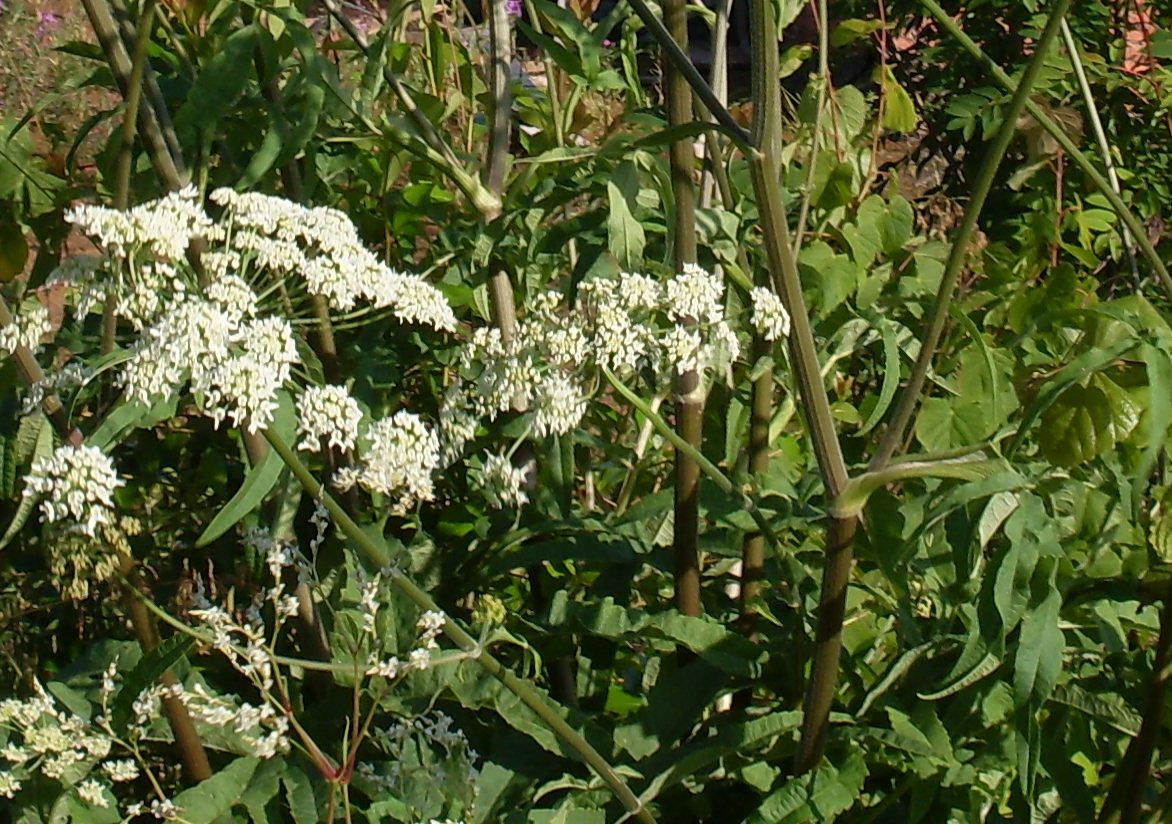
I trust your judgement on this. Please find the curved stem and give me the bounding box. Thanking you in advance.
[262,428,654,823]
[871,0,1074,470]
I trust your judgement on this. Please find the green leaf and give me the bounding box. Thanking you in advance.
[173,26,261,140]
[239,757,285,822]
[1013,572,1062,708]
[110,634,195,732]
[171,757,260,824]
[0,413,52,550]
[196,391,296,547]
[920,650,1001,701]
[88,394,178,452]
[858,321,901,434]
[282,765,317,824]
[1038,382,1118,467]
[0,219,28,281]
[877,65,918,132]
[606,161,646,270]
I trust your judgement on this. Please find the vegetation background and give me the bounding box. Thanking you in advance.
[2,0,1172,822]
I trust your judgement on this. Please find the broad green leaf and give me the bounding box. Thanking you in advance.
[171,757,260,824]
[282,765,317,824]
[878,65,918,132]
[173,26,261,140]
[1013,571,1062,709]
[0,219,28,281]
[1050,683,1141,736]
[1038,383,1118,467]
[606,161,646,270]
[239,757,285,822]
[196,391,296,547]
[110,634,195,732]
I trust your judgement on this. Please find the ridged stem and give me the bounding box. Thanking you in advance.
[664,0,702,621]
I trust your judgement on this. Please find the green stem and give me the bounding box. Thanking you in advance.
[917,0,1172,302]
[871,0,1074,470]
[603,368,781,553]
[80,0,186,190]
[625,0,751,149]
[113,0,158,210]
[262,428,654,822]
[1059,19,1140,287]
[791,0,830,254]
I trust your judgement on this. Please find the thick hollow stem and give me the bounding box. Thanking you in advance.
[81,0,186,189]
[113,0,158,210]
[664,0,703,620]
[121,560,213,782]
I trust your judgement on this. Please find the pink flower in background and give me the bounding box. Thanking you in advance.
[37,10,63,40]
[505,0,522,17]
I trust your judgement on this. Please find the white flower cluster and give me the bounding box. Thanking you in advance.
[473,454,529,510]
[438,266,740,487]
[578,265,740,379]
[210,188,457,331]
[334,411,440,514]
[297,384,363,452]
[56,188,458,439]
[455,296,590,441]
[23,444,124,537]
[66,185,212,262]
[0,680,120,807]
[21,360,90,415]
[749,286,791,341]
[365,607,449,679]
[120,288,299,433]
[0,301,52,356]
[133,683,290,761]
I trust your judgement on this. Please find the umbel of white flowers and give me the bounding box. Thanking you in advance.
[56,186,457,434]
[14,188,793,546]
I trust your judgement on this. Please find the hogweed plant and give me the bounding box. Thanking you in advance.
[2,185,786,821]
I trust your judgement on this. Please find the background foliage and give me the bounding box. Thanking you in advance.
[3,0,1172,821]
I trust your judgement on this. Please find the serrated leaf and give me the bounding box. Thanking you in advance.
[1038,383,1116,467]
[920,651,1001,701]
[171,756,260,824]
[110,634,195,732]
[282,765,317,824]
[0,413,52,550]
